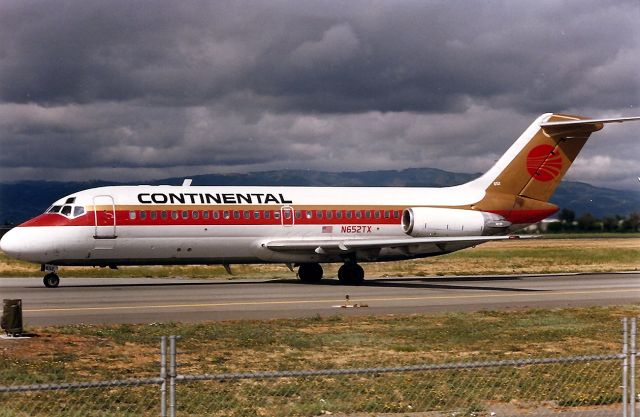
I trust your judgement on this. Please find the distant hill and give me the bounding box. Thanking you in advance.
[1,168,638,224]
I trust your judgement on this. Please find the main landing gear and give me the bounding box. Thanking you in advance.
[297,262,365,285]
[43,273,60,288]
[338,262,365,285]
[297,263,324,283]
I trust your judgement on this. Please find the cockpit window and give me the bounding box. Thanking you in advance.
[46,204,85,218]
[65,197,76,204]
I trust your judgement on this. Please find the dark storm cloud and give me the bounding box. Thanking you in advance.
[3,0,637,112]
[0,0,638,188]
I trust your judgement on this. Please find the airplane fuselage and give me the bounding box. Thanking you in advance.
[7,182,543,267]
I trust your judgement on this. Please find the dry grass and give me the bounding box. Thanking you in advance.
[0,237,638,278]
[2,305,639,384]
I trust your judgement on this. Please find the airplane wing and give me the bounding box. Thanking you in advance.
[265,234,538,254]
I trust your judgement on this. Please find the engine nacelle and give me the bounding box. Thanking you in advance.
[401,207,511,237]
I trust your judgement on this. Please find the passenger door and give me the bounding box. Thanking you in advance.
[93,195,117,239]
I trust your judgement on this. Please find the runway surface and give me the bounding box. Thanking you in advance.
[1,273,638,326]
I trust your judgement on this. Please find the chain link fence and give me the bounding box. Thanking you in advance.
[0,318,638,417]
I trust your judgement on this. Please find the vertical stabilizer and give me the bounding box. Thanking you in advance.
[467,113,638,224]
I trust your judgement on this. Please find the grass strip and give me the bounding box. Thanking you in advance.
[1,238,638,278]
[1,305,638,416]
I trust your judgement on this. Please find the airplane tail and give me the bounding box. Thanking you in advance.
[467,113,639,224]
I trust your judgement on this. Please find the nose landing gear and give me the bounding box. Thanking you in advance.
[43,273,60,288]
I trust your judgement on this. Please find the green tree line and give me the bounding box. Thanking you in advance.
[547,209,640,233]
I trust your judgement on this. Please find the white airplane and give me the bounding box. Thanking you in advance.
[1,113,638,288]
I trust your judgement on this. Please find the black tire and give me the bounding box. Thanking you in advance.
[43,273,60,288]
[337,263,365,285]
[298,263,323,283]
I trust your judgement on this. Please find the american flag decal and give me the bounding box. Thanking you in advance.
[322,226,333,233]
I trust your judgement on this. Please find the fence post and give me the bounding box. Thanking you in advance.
[624,318,629,417]
[169,335,177,417]
[631,318,637,417]
[160,336,167,417]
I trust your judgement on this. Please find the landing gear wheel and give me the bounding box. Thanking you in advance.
[43,273,60,288]
[298,263,324,283]
[338,263,365,285]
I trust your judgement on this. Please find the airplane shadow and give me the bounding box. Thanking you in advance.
[289,276,544,292]
[38,275,543,292]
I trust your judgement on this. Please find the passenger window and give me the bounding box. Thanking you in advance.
[171,211,178,220]
[295,210,301,219]
[151,211,158,220]
[161,211,168,220]
[213,211,220,220]
[233,211,240,219]
[182,211,189,219]
[254,211,260,219]
[336,211,343,219]
[356,211,362,219]
[224,211,230,220]
[140,211,147,220]
[73,206,85,217]
[384,210,390,219]
[375,211,381,219]
[129,210,136,220]
[316,210,323,219]
[365,210,371,219]
[274,211,281,220]
[326,210,333,220]
[203,211,209,220]
[243,211,250,220]
[265,211,271,220]
[284,211,291,220]
[346,211,352,219]
[192,210,199,220]
[393,210,399,218]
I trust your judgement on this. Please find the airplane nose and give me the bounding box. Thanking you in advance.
[1,226,62,264]
[0,227,22,258]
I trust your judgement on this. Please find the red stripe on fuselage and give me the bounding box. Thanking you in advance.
[17,207,558,228]
[17,208,403,227]
[19,213,92,227]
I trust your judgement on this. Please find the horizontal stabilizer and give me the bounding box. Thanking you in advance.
[541,116,640,127]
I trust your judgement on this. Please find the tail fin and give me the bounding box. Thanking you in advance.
[470,113,639,223]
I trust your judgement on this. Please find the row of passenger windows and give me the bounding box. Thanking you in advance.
[128,209,401,221]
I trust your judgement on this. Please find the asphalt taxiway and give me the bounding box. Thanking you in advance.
[1,272,638,326]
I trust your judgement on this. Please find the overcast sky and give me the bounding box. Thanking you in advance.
[1,0,638,189]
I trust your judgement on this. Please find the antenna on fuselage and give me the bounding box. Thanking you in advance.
[182,178,192,186]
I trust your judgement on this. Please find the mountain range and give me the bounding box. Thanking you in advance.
[1,168,638,224]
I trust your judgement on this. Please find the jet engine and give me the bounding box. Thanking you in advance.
[401,207,511,237]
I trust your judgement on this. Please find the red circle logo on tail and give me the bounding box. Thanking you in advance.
[526,144,562,182]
